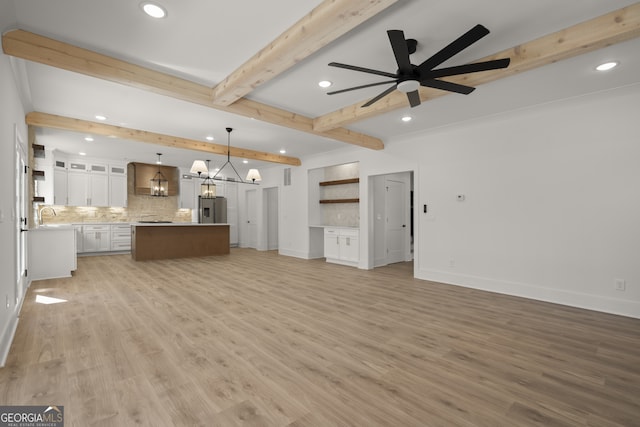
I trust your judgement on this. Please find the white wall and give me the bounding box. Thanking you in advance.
[264,84,640,318]
[0,1,29,365]
[400,84,640,318]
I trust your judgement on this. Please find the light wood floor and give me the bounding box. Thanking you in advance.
[1,249,639,426]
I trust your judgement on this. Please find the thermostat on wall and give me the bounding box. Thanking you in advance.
[457,194,465,201]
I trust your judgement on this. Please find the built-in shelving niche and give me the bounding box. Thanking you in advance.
[319,178,360,204]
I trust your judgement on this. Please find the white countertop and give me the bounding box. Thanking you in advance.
[32,224,75,231]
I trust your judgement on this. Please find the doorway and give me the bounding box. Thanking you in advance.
[15,126,28,307]
[264,187,279,250]
[372,172,413,268]
[245,189,257,248]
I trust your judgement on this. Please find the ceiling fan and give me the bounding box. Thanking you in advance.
[327,24,511,108]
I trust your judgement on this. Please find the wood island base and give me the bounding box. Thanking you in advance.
[131,223,230,261]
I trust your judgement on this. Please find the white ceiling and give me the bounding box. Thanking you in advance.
[5,0,640,173]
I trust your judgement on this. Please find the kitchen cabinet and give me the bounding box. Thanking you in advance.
[81,225,111,253]
[67,170,89,206]
[66,161,110,207]
[109,165,127,207]
[180,176,196,209]
[324,227,359,267]
[28,226,77,280]
[90,171,109,206]
[53,168,67,205]
[110,224,131,251]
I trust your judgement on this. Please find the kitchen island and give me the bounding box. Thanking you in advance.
[131,223,230,261]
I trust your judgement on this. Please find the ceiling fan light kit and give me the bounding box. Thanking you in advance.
[328,24,511,108]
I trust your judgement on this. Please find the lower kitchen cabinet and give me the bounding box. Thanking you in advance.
[324,227,359,267]
[81,225,111,253]
[110,224,132,251]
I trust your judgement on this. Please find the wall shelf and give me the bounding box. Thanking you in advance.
[319,198,360,204]
[33,144,45,158]
[32,170,45,180]
[319,178,359,186]
[33,196,45,203]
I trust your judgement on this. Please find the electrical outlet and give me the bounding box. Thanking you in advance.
[615,279,626,292]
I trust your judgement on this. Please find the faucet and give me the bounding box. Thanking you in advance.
[39,206,57,226]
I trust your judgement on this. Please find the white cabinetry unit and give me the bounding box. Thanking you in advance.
[89,163,109,206]
[110,224,131,251]
[67,162,109,207]
[74,224,83,253]
[180,175,196,209]
[28,227,77,280]
[81,225,111,253]
[67,162,89,206]
[53,168,68,205]
[324,227,359,267]
[109,165,127,207]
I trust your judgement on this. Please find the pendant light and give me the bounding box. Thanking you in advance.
[200,160,217,198]
[246,169,262,183]
[150,153,168,196]
[190,128,261,185]
[212,128,260,184]
[190,159,217,198]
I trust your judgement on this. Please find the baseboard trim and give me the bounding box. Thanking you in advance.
[278,248,317,259]
[0,314,19,368]
[417,268,640,319]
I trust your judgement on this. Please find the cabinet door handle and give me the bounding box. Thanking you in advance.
[336,236,339,245]
[346,237,350,246]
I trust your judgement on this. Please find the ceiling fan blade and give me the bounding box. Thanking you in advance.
[362,84,398,107]
[421,79,476,95]
[417,24,490,73]
[426,58,511,79]
[327,80,398,95]
[406,90,421,107]
[387,30,412,74]
[329,62,397,79]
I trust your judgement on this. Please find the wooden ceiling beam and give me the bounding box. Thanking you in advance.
[2,29,383,150]
[26,112,302,166]
[313,3,640,132]
[210,0,398,107]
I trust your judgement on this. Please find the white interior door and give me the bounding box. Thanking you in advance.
[246,189,257,248]
[265,187,278,250]
[15,128,28,306]
[385,179,406,264]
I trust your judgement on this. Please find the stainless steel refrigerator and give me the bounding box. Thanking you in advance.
[198,197,227,223]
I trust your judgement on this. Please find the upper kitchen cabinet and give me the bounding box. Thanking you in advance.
[66,160,108,207]
[109,164,127,207]
[52,154,128,207]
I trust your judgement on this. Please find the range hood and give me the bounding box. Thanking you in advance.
[131,162,179,196]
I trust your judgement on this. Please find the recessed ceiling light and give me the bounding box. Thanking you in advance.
[242,160,249,164]
[206,136,214,141]
[318,80,332,88]
[279,149,286,154]
[79,152,86,156]
[84,136,94,142]
[596,61,618,71]
[95,115,107,121]
[141,2,167,19]
[401,116,412,122]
